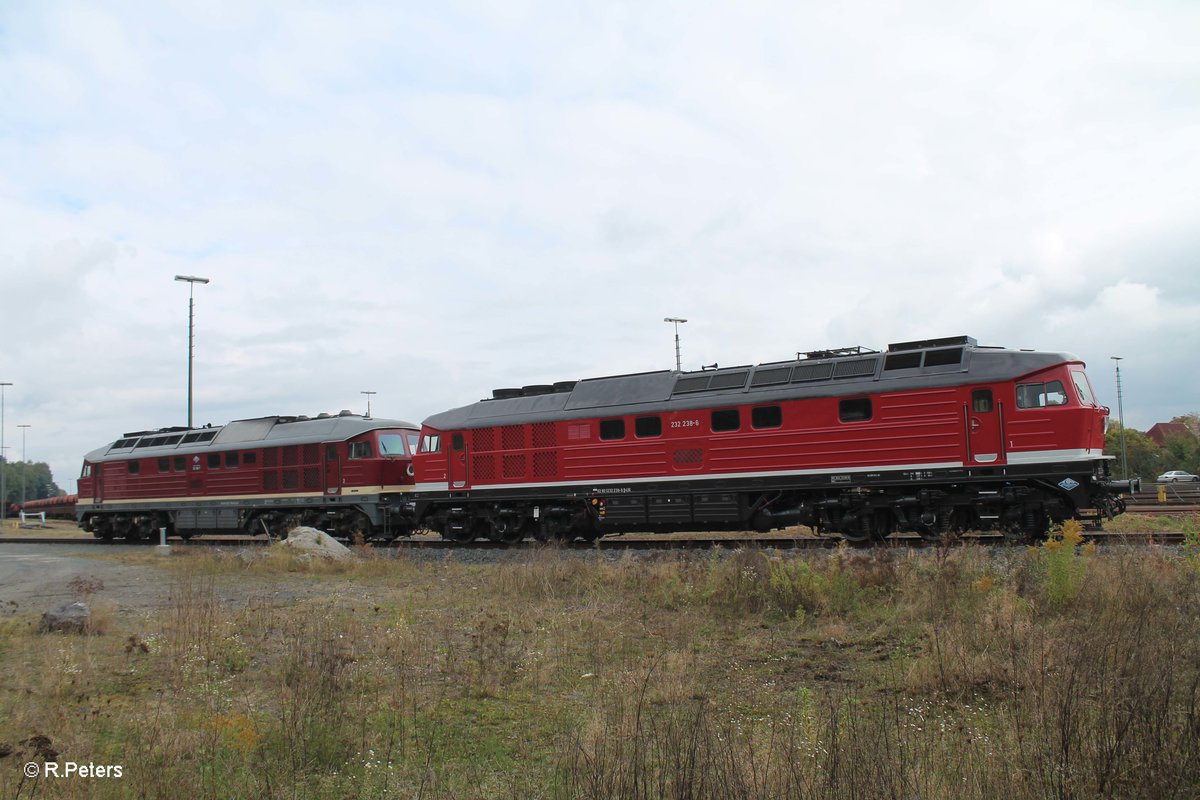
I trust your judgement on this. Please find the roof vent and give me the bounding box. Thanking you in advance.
[492,388,523,400]
[339,410,353,417]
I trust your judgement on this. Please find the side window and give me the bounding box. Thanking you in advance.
[839,398,872,422]
[127,461,141,474]
[207,454,221,469]
[452,433,465,451]
[244,452,257,465]
[1017,381,1069,409]
[972,389,993,413]
[419,434,441,454]
[158,458,170,473]
[751,406,782,429]
[225,452,240,468]
[599,419,626,441]
[635,416,662,438]
[711,409,740,432]
[1046,381,1067,406]
[173,456,185,471]
[348,441,373,459]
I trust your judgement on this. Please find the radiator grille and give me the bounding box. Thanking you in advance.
[473,427,495,451]
[532,422,556,448]
[502,454,526,478]
[501,425,524,450]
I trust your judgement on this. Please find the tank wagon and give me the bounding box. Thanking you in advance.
[18,494,78,520]
[76,412,420,540]
[401,335,1136,543]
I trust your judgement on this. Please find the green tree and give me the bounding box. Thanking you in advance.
[1162,432,1200,475]
[0,460,62,508]
[1104,423,1164,481]
[1171,413,1200,438]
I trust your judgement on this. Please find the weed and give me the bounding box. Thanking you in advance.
[1038,518,1090,609]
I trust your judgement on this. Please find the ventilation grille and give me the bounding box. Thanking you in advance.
[532,422,556,448]
[832,358,877,379]
[472,455,495,481]
[501,425,524,450]
[533,451,557,477]
[303,467,320,490]
[503,454,526,478]
[791,363,834,382]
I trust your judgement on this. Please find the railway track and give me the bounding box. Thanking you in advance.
[1124,504,1200,514]
[0,531,1188,548]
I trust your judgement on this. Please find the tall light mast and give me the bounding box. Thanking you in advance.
[664,318,688,372]
[174,275,211,428]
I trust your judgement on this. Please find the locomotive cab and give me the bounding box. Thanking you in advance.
[339,428,421,494]
[1008,362,1109,460]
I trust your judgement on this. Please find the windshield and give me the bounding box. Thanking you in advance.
[1070,370,1096,406]
[377,432,410,456]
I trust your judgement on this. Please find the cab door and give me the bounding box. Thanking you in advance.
[325,444,342,495]
[448,432,469,489]
[93,463,104,505]
[967,388,1004,464]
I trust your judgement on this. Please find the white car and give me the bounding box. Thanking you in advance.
[1157,470,1199,483]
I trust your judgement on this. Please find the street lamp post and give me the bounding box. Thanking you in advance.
[175,275,211,429]
[664,318,688,372]
[361,391,376,418]
[0,382,11,523]
[18,424,30,507]
[1111,356,1129,480]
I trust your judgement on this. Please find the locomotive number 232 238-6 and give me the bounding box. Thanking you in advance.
[670,419,701,429]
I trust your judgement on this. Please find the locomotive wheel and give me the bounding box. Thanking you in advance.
[447,520,476,543]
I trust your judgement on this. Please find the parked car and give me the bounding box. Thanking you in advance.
[1156,470,1200,482]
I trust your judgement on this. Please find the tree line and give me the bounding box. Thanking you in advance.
[0,461,63,508]
[1105,413,1200,481]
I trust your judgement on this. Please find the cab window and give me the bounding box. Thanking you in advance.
[378,434,408,456]
[349,441,373,459]
[1017,380,1068,409]
[419,434,441,454]
[1070,371,1096,406]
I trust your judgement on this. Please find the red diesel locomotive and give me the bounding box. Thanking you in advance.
[76,412,420,540]
[403,335,1135,543]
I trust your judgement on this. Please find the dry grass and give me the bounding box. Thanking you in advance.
[2,541,1199,798]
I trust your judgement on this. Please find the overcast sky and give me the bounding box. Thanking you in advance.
[2,1,1198,492]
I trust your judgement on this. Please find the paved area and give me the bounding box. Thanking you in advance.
[0,543,172,612]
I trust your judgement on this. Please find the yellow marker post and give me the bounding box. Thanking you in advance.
[1158,484,1167,503]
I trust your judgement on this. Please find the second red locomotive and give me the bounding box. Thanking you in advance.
[76,412,420,540]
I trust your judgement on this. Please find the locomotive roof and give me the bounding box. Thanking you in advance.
[85,413,419,463]
[422,336,1083,431]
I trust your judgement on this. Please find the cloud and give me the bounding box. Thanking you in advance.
[0,0,1198,489]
